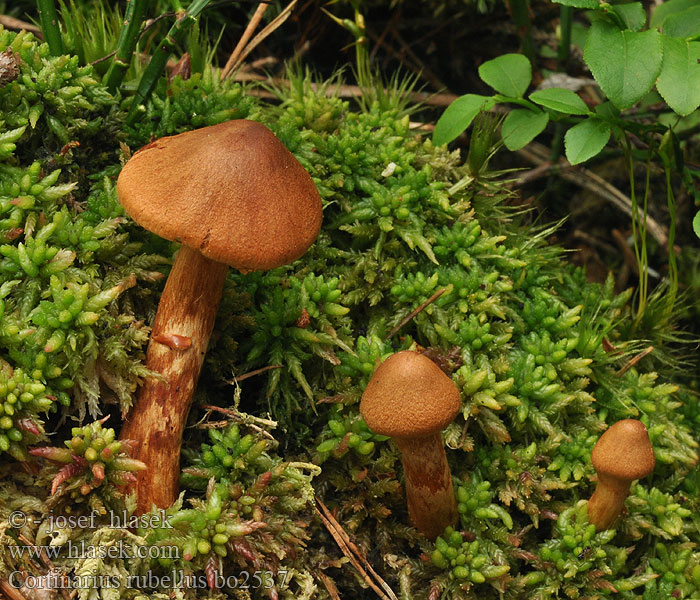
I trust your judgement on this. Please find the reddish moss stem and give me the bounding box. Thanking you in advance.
[120,245,228,513]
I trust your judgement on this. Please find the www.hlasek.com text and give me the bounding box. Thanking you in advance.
[9,539,179,561]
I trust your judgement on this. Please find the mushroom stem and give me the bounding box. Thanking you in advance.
[394,434,457,540]
[587,419,655,531]
[587,473,633,531]
[120,245,228,513]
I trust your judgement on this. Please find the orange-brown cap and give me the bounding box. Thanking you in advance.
[116,120,323,271]
[592,419,655,481]
[360,351,461,439]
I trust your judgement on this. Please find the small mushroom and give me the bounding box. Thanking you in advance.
[587,419,655,531]
[360,350,461,539]
[117,119,322,513]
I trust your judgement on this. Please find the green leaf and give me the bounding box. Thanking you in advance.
[650,0,698,28]
[501,109,549,150]
[594,101,620,121]
[657,36,700,116]
[584,20,663,109]
[564,118,611,165]
[662,6,700,39]
[433,94,494,146]
[552,0,599,7]
[529,88,590,115]
[478,54,532,97]
[693,211,700,239]
[611,3,646,32]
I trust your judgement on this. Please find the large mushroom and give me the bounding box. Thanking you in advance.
[117,119,322,513]
[587,419,655,530]
[360,350,461,539]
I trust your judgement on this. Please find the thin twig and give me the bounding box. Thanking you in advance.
[200,404,278,436]
[616,346,654,377]
[0,15,41,35]
[611,228,639,276]
[222,2,269,77]
[315,498,398,600]
[388,27,450,93]
[510,161,553,188]
[384,288,447,341]
[0,578,27,600]
[236,73,458,106]
[571,229,618,256]
[17,533,72,600]
[226,364,283,383]
[317,571,342,600]
[315,504,385,598]
[516,142,668,248]
[91,49,117,66]
[222,0,298,78]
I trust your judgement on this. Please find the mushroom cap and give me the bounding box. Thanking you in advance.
[116,120,322,271]
[592,419,655,481]
[360,351,461,439]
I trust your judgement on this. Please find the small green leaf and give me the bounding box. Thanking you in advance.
[611,2,646,31]
[693,211,700,239]
[529,88,590,115]
[584,20,663,108]
[662,6,700,39]
[501,109,549,150]
[650,0,697,28]
[433,94,494,146]
[657,36,700,116]
[478,54,532,97]
[564,118,611,165]
[552,0,599,7]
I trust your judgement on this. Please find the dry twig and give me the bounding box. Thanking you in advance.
[233,71,458,106]
[616,346,654,377]
[0,578,27,600]
[221,2,269,78]
[200,404,278,438]
[222,0,298,79]
[611,228,639,276]
[317,571,342,600]
[384,287,447,341]
[0,15,41,35]
[315,498,398,600]
[225,364,283,383]
[516,143,668,248]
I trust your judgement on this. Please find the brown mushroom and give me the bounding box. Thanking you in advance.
[587,419,655,531]
[117,119,322,513]
[360,350,461,539]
